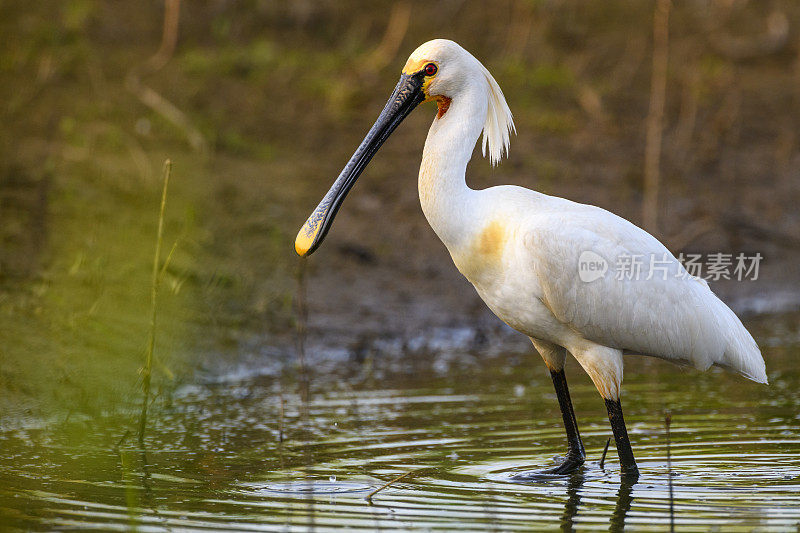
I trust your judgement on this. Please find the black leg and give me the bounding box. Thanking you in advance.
[604,398,640,480]
[513,369,585,479]
[551,369,585,466]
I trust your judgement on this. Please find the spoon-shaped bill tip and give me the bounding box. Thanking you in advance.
[294,222,316,257]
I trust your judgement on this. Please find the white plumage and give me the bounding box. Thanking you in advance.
[296,38,768,477]
[410,39,766,399]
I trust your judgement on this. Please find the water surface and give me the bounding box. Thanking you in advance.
[2,319,799,531]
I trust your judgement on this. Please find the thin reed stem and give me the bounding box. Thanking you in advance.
[138,159,171,446]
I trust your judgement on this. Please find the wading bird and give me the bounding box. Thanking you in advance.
[294,39,767,480]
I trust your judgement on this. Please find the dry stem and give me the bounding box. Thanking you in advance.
[643,0,671,234]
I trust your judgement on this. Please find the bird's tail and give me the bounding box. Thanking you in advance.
[711,294,768,384]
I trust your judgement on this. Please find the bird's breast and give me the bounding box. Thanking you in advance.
[451,219,509,285]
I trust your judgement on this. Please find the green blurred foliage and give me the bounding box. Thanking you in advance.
[1,0,799,418]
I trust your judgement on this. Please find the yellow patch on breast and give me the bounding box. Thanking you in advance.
[454,220,509,283]
[476,220,507,261]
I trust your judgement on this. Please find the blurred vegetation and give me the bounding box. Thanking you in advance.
[1,0,799,418]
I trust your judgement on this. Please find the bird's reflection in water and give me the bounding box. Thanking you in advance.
[559,472,584,532]
[609,478,635,532]
[557,473,637,533]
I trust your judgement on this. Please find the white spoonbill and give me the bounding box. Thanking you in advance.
[294,39,767,480]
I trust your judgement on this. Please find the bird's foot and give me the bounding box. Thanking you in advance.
[511,453,585,480]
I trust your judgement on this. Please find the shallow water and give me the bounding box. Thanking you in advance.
[1,324,799,531]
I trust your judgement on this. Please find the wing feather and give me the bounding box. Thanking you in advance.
[524,201,766,382]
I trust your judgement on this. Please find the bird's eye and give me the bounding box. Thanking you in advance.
[424,63,438,76]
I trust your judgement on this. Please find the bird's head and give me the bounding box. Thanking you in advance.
[401,39,476,118]
[294,39,514,257]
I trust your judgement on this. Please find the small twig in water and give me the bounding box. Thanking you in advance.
[365,470,421,504]
[599,437,612,470]
[666,410,675,532]
[278,393,285,444]
[115,430,131,451]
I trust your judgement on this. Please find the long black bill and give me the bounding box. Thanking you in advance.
[295,72,426,256]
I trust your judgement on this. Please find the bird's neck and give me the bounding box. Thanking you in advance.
[418,86,486,249]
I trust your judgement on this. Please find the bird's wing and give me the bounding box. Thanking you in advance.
[524,201,766,382]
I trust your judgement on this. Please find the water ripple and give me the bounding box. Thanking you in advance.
[1,350,799,530]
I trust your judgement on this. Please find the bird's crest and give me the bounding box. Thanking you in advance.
[479,64,515,166]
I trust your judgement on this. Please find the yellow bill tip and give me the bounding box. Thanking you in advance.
[294,224,315,257]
